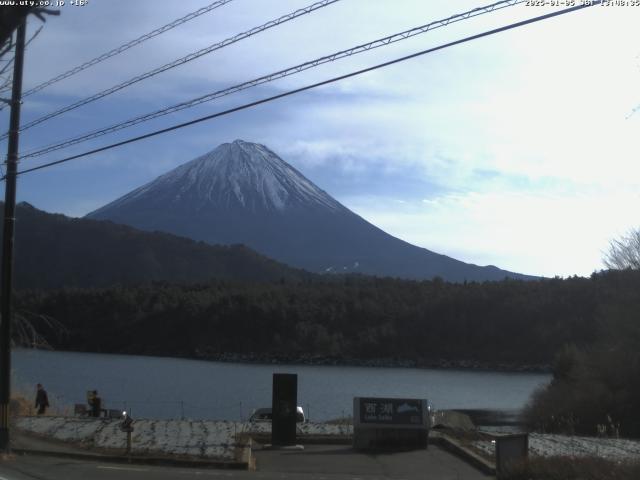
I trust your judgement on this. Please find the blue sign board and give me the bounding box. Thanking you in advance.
[357,397,424,426]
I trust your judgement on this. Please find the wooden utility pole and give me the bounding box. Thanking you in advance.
[0,19,26,452]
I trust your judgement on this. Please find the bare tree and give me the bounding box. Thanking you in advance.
[0,310,66,349]
[13,311,67,349]
[603,228,640,270]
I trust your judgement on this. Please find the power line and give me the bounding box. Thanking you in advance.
[11,1,601,179]
[0,0,341,139]
[21,0,526,161]
[0,0,235,109]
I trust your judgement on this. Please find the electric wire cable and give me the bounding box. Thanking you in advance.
[21,0,526,160]
[0,0,341,139]
[0,0,235,109]
[9,1,602,179]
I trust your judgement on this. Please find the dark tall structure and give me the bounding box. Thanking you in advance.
[271,373,297,446]
[0,19,26,451]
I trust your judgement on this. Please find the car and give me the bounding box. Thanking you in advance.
[249,406,306,423]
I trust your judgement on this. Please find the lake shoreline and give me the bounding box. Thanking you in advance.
[192,351,552,374]
[30,347,552,374]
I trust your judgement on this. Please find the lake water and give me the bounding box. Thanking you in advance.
[12,349,550,422]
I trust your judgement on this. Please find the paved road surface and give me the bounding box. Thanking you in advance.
[0,444,491,480]
[254,444,491,479]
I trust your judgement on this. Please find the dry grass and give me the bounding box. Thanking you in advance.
[501,456,640,480]
[10,394,34,416]
[9,389,71,417]
[325,416,352,425]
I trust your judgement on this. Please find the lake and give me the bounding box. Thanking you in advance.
[12,349,550,422]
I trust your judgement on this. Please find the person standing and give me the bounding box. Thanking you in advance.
[88,390,102,417]
[35,384,49,415]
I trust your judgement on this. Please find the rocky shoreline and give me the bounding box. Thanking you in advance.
[192,350,551,373]
[33,346,551,373]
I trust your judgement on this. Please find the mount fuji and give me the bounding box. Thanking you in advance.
[87,140,532,281]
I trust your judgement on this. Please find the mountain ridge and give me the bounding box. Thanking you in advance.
[3,201,309,289]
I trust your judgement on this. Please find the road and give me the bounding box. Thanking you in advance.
[0,444,492,480]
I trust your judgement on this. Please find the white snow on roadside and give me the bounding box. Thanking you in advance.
[473,433,640,461]
[298,421,353,436]
[15,416,353,460]
[15,417,244,460]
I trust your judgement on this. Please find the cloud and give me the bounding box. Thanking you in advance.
[343,185,640,277]
[5,0,639,278]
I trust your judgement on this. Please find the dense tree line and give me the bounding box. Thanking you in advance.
[15,270,639,370]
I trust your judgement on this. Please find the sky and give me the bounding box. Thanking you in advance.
[1,0,639,278]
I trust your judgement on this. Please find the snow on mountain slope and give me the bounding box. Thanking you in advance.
[91,140,343,215]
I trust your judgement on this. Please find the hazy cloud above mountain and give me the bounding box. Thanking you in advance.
[3,0,639,277]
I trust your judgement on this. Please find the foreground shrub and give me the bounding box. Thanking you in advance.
[524,342,640,437]
[502,456,640,480]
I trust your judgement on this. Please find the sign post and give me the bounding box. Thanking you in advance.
[496,433,528,478]
[353,397,430,450]
[120,411,134,460]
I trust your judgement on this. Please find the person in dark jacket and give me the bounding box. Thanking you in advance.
[88,390,102,417]
[35,384,49,415]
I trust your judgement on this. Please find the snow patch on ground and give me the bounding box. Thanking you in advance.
[473,433,640,461]
[15,416,353,460]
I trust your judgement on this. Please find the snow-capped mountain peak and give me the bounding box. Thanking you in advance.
[100,140,342,214]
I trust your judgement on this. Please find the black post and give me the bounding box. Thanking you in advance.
[0,19,27,452]
[126,430,132,458]
[271,373,297,446]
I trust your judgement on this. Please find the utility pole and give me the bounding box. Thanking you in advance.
[0,19,26,452]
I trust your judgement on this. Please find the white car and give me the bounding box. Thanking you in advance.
[249,406,306,423]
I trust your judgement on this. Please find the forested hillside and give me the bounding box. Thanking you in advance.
[524,267,640,437]
[17,270,639,369]
[3,202,309,288]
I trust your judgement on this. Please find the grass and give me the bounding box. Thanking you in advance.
[324,416,352,425]
[500,456,640,480]
[10,388,71,417]
[10,393,33,416]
